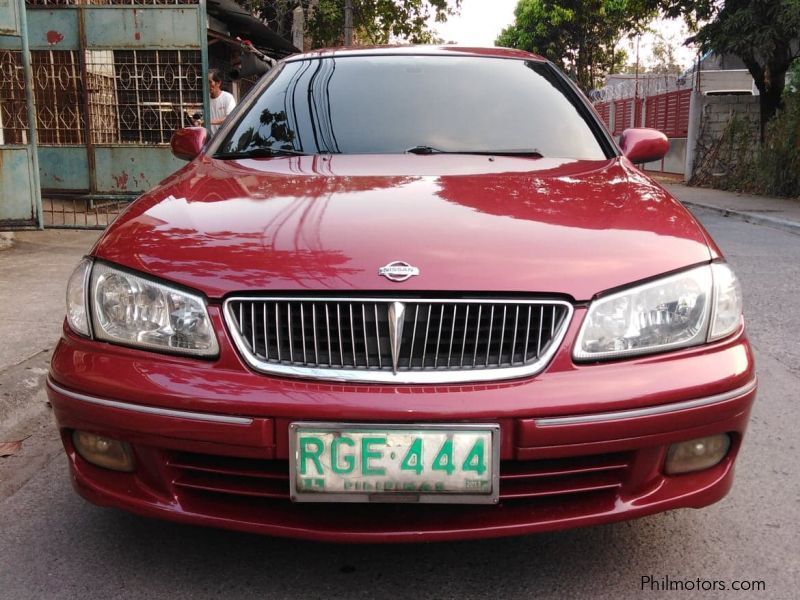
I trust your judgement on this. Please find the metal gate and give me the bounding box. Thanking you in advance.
[1,0,42,229]
[23,0,209,228]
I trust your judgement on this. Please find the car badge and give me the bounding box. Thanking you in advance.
[378,261,420,282]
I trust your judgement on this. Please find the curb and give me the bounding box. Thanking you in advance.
[681,200,800,236]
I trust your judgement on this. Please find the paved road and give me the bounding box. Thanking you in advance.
[1,209,798,599]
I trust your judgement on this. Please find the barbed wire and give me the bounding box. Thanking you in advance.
[590,74,692,102]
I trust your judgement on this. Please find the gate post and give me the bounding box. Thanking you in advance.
[18,0,42,228]
[200,0,210,131]
[608,99,615,136]
[684,90,702,182]
[0,0,42,229]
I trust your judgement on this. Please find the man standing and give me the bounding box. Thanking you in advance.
[208,68,236,134]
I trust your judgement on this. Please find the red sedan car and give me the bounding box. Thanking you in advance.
[49,47,756,542]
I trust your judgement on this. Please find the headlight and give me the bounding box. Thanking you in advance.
[709,263,743,341]
[66,257,93,337]
[574,263,742,361]
[90,262,218,357]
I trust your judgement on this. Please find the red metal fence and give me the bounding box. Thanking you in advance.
[645,89,692,138]
[594,89,691,139]
[594,101,611,129]
[613,99,634,135]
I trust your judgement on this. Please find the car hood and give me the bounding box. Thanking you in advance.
[95,154,714,301]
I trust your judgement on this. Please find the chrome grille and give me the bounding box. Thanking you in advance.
[224,297,572,384]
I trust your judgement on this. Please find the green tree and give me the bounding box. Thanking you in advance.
[496,0,655,91]
[657,0,800,137]
[618,33,684,74]
[306,0,461,47]
[649,33,683,74]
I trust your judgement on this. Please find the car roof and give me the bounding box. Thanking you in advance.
[285,45,546,62]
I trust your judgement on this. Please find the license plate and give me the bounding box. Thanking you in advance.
[289,423,500,504]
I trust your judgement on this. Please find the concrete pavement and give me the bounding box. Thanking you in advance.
[0,229,100,440]
[663,183,800,236]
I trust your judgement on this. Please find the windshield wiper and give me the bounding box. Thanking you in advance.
[405,145,543,158]
[405,145,446,154]
[483,149,544,158]
[213,147,309,159]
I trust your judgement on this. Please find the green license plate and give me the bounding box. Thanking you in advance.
[289,423,500,504]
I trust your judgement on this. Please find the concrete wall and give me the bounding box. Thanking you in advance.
[643,138,687,174]
[687,94,760,184]
[697,70,756,95]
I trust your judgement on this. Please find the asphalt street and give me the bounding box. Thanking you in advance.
[0,207,798,599]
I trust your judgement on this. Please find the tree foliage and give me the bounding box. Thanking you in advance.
[617,32,685,74]
[657,0,800,136]
[496,0,656,91]
[648,34,683,74]
[251,0,299,39]
[305,0,461,47]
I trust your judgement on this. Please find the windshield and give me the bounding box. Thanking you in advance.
[216,55,608,160]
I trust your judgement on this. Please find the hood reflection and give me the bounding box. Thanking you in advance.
[95,155,712,299]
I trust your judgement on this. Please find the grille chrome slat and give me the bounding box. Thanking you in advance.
[472,305,482,367]
[349,304,356,367]
[447,304,457,368]
[422,305,432,367]
[312,305,319,364]
[325,304,332,366]
[274,304,281,362]
[498,306,507,365]
[434,305,444,368]
[408,305,419,368]
[361,304,369,368]
[336,305,344,367]
[523,305,532,362]
[250,303,256,356]
[537,306,544,357]
[300,304,307,364]
[460,305,470,367]
[374,304,382,369]
[511,305,520,365]
[485,306,495,367]
[262,304,269,361]
[225,297,572,384]
[287,304,294,363]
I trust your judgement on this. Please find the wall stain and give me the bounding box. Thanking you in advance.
[46,31,64,46]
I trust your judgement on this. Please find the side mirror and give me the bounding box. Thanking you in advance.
[170,127,208,161]
[620,128,669,164]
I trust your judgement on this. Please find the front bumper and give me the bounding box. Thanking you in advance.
[48,321,756,543]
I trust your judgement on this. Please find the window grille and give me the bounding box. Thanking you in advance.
[110,50,203,145]
[0,51,29,145]
[32,50,85,145]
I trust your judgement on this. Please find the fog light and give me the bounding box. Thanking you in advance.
[665,434,731,475]
[72,431,135,472]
